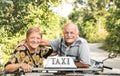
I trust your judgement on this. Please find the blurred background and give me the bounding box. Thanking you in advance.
[0,0,120,72]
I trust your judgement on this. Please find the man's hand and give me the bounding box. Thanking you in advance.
[50,52,58,56]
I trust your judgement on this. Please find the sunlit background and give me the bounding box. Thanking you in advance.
[0,0,120,72]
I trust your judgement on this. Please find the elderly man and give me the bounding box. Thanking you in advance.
[40,23,91,68]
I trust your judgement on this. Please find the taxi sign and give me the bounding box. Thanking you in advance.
[43,56,77,69]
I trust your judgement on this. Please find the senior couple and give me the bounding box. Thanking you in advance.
[4,23,91,73]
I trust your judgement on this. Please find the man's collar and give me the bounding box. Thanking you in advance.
[62,37,81,47]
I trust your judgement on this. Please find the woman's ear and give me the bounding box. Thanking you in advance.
[41,35,42,39]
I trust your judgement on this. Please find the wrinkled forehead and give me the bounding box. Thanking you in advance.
[64,26,76,31]
[63,23,78,33]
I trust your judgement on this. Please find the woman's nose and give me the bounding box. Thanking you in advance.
[33,38,38,42]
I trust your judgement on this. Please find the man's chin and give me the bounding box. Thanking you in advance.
[66,41,74,44]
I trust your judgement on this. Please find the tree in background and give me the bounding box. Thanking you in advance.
[0,0,120,72]
[0,0,66,71]
[69,0,108,42]
[104,0,120,53]
[68,0,120,53]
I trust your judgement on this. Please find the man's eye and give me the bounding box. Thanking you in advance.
[65,32,74,34]
[65,33,68,34]
[71,32,74,34]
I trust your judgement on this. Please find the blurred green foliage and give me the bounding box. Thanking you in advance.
[0,0,120,72]
[69,0,108,43]
[104,8,120,53]
[69,0,120,53]
[0,0,66,72]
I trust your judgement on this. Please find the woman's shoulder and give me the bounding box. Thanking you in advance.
[15,45,27,51]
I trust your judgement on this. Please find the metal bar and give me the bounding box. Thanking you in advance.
[19,68,102,72]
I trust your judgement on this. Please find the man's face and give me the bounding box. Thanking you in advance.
[63,25,79,46]
[27,32,41,49]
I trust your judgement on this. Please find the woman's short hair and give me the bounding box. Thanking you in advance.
[26,26,42,38]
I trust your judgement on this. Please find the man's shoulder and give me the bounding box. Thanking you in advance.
[78,37,88,43]
[50,38,63,43]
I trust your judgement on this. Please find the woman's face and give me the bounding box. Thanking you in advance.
[27,32,41,49]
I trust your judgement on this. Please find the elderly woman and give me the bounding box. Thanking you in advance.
[4,26,52,73]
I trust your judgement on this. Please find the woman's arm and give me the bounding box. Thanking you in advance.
[4,63,33,73]
[4,63,21,72]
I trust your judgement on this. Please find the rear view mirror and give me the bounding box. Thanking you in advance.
[108,51,117,58]
[103,51,118,62]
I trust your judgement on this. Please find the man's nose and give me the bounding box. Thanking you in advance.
[67,33,71,36]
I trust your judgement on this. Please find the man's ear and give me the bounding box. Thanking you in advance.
[78,32,80,36]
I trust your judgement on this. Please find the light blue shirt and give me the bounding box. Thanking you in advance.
[49,37,91,65]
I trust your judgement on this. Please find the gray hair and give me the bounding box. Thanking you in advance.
[64,23,79,33]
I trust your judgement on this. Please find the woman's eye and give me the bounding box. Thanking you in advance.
[37,37,41,39]
[30,37,34,39]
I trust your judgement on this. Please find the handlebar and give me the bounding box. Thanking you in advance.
[103,65,112,70]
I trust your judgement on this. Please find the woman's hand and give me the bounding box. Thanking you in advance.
[20,63,33,73]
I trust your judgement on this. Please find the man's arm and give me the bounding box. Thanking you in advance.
[40,39,51,46]
[75,62,90,68]
[77,43,91,68]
